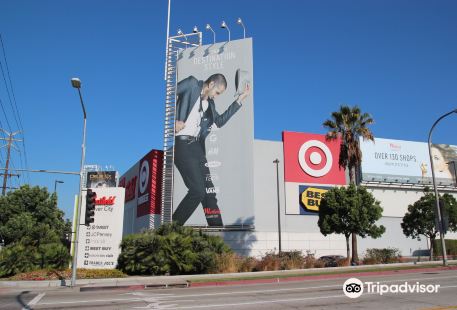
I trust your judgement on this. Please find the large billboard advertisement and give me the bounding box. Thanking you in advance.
[283,131,346,215]
[77,187,125,269]
[360,138,457,186]
[86,171,117,188]
[172,38,254,227]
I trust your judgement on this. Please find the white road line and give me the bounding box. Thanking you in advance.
[34,275,457,307]
[145,275,457,299]
[38,297,145,306]
[22,292,45,310]
[166,285,457,309]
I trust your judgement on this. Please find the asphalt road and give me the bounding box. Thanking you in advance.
[1,269,456,309]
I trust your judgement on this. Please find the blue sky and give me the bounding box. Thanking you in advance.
[1,0,457,219]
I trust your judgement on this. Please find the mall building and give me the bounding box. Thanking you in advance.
[119,37,457,258]
[120,132,457,258]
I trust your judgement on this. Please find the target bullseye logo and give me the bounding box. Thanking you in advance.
[298,140,333,177]
[139,160,149,194]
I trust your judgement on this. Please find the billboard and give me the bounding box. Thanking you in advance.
[172,38,255,227]
[283,131,346,215]
[77,187,125,269]
[86,171,117,188]
[119,149,163,234]
[360,138,457,186]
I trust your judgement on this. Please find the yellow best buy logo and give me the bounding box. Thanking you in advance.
[300,187,328,212]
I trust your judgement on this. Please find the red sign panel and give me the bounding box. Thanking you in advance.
[283,131,346,185]
[137,150,163,217]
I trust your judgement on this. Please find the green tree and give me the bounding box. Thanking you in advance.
[0,185,71,276]
[323,105,375,263]
[318,185,385,261]
[401,190,457,260]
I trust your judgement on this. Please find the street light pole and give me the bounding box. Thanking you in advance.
[70,78,87,287]
[54,180,64,193]
[428,108,457,266]
[273,159,282,255]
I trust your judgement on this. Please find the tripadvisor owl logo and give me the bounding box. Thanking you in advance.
[343,278,364,298]
[343,277,441,298]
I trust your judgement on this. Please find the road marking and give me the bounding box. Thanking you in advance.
[161,285,457,309]
[22,292,45,310]
[140,274,457,299]
[34,275,457,307]
[38,297,146,305]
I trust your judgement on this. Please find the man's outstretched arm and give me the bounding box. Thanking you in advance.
[213,83,251,128]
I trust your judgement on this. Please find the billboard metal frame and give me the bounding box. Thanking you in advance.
[161,32,202,225]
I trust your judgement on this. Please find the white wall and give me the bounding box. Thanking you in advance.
[224,139,457,258]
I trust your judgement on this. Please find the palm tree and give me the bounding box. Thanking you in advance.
[323,105,374,264]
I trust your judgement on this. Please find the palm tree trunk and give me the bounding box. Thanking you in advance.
[351,233,358,264]
[429,237,434,261]
[349,169,358,265]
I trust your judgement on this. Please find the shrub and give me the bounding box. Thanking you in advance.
[117,223,231,276]
[304,251,316,269]
[6,268,126,281]
[211,252,240,274]
[362,248,401,265]
[313,260,325,268]
[336,258,350,267]
[0,242,71,278]
[255,252,281,271]
[0,243,37,277]
[36,243,71,270]
[280,251,304,270]
[238,256,258,272]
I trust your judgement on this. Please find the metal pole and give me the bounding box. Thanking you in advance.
[427,108,456,266]
[2,135,12,196]
[164,0,171,80]
[71,88,87,287]
[273,159,282,255]
[0,130,21,196]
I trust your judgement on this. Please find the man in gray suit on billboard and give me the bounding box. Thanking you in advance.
[173,73,250,226]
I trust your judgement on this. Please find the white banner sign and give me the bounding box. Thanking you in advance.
[77,187,125,269]
[360,138,457,185]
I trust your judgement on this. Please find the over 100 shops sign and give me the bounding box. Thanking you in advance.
[77,187,125,269]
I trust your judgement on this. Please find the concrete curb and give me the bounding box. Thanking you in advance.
[0,260,455,290]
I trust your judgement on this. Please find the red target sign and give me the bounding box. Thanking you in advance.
[283,131,346,185]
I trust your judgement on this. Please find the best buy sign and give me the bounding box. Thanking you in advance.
[300,187,328,213]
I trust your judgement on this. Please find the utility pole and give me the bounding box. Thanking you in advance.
[0,129,21,196]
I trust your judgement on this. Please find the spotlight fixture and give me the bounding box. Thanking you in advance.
[236,17,246,38]
[205,24,216,44]
[220,20,231,41]
[177,28,188,47]
[193,26,198,33]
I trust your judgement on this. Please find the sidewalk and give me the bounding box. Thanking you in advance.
[1,260,456,291]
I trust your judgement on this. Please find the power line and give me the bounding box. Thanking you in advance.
[0,33,30,184]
